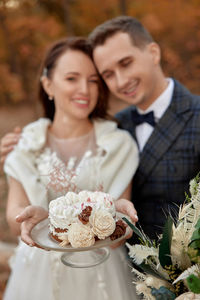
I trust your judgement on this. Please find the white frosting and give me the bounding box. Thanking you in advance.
[49,191,116,232]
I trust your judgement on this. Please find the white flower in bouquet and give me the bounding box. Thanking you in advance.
[136,282,154,300]
[126,243,158,265]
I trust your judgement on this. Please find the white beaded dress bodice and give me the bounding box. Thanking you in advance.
[35,129,102,201]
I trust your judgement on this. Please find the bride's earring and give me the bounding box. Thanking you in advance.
[48,95,54,101]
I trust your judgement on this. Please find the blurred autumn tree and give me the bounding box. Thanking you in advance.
[132,0,200,94]
[0,0,199,107]
[0,0,66,106]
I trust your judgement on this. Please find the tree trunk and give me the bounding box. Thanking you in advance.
[0,10,18,73]
[63,0,74,35]
[119,0,127,15]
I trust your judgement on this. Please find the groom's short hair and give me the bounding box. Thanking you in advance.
[89,16,154,50]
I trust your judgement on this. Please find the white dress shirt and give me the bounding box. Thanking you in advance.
[136,78,174,152]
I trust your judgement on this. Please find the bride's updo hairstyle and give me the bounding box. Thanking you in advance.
[38,37,109,121]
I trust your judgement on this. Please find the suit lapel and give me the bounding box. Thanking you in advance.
[136,80,193,187]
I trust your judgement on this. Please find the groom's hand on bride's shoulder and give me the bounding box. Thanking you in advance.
[0,126,21,165]
[16,205,48,249]
[111,199,138,249]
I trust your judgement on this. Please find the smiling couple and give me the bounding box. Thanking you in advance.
[2,16,200,300]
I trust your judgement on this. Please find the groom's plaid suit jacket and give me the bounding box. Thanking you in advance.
[116,79,200,240]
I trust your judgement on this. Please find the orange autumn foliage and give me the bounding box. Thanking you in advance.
[0,0,199,105]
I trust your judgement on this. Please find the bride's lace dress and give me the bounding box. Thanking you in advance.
[37,129,100,200]
[3,118,139,300]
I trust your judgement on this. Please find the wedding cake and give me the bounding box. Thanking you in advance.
[48,190,126,248]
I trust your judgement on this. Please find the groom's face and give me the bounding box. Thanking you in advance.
[93,32,161,110]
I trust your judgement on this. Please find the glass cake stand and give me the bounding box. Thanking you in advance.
[31,213,131,268]
[60,248,110,268]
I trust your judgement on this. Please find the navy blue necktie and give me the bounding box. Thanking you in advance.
[132,110,156,127]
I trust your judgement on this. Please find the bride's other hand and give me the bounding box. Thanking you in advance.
[115,182,138,224]
[115,198,138,224]
[16,205,48,248]
[111,199,138,249]
[0,126,21,164]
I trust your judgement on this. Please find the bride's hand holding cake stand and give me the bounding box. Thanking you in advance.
[16,205,48,248]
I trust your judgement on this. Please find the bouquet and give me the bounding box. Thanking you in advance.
[123,174,200,300]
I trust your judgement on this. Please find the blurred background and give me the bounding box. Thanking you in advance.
[0,0,200,297]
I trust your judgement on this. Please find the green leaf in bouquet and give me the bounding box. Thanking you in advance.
[194,218,200,229]
[186,274,200,293]
[189,172,200,196]
[188,219,200,250]
[189,219,200,244]
[191,228,200,241]
[151,286,176,300]
[185,192,191,203]
[187,247,200,264]
[189,239,200,249]
[137,262,167,281]
[159,217,173,268]
[122,217,146,242]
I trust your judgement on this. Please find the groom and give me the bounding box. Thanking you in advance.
[88,16,200,240]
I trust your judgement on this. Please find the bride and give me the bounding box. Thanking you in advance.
[3,37,139,300]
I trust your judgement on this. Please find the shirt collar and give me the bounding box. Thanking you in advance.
[137,78,174,122]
